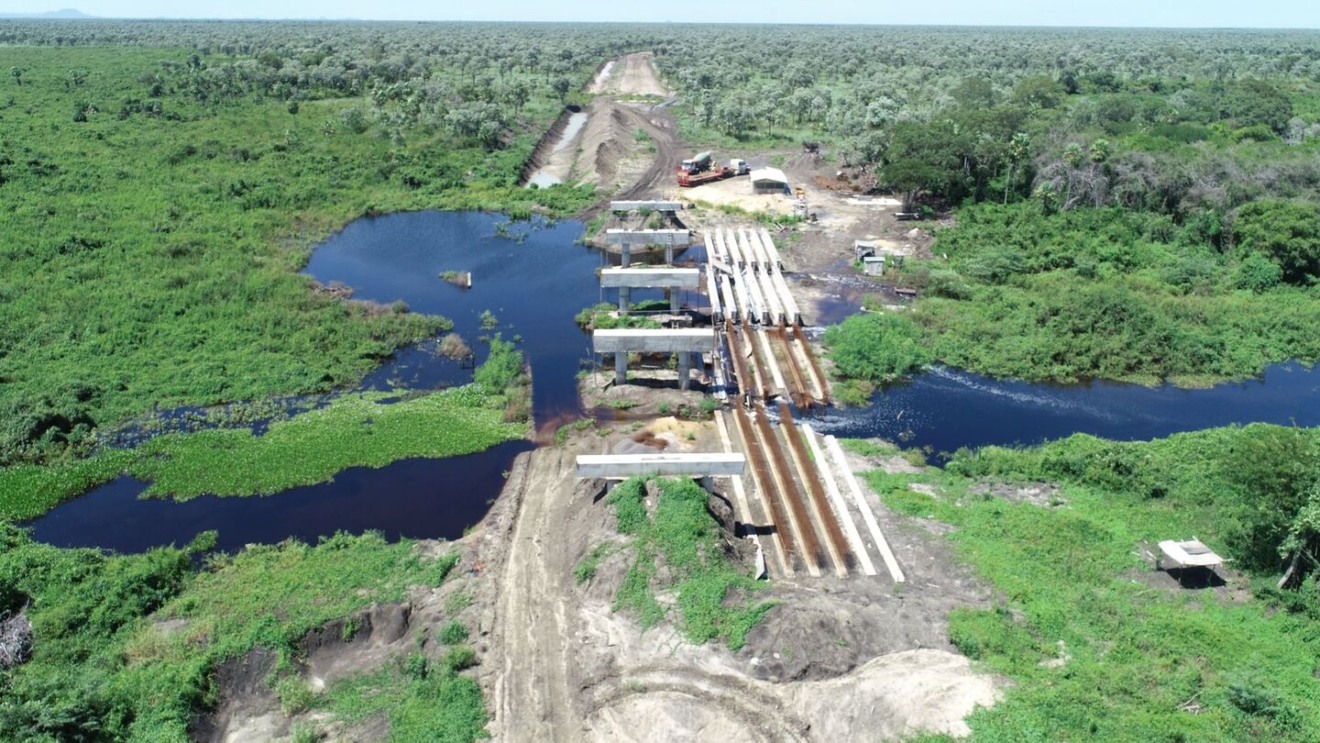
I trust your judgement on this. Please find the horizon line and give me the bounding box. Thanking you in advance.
[2,16,1319,31]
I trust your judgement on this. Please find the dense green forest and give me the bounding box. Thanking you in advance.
[650,26,1320,385]
[5,20,1320,743]
[0,25,609,469]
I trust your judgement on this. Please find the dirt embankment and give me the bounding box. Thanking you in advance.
[522,52,681,198]
[476,418,999,743]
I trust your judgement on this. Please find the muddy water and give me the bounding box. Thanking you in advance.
[526,111,589,188]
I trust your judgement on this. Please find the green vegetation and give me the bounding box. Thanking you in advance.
[316,652,487,742]
[573,302,666,330]
[0,344,529,516]
[654,26,1320,387]
[828,204,1320,387]
[606,477,772,650]
[926,204,1320,383]
[0,29,603,467]
[0,528,469,741]
[575,543,612,584]
[824,312,932,382]
[131,386,524,500]
[0,450,137,521]
[859,425,1320,741]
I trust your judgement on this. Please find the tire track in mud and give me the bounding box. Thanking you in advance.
[583,667,810,742]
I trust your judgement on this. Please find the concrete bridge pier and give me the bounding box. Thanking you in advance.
[615,351,628,386]
[594,329,714,392]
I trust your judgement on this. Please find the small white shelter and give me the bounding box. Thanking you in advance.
[750,167,789,194]
[1157,539,1225,571]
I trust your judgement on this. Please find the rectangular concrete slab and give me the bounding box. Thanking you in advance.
[593,328,715,354]
[600,268,701,289]
[577,453,746,478]
[605,229,692,246]
[610,201,684,212]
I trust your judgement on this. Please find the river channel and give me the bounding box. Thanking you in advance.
[28,211,1320,552]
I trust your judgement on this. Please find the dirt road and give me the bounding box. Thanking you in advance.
[588,52,672,98]
[523,52,682,199]
[481,426,999,742]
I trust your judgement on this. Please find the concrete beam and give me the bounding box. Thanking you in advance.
[593,329,715,354]
[605,229,692,247]
[577,453,746,479]
[600,268,700,289]
[610,201,684,212]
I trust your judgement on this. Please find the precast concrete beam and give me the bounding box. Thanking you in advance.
[605,229,692,247]
[599,268,700,289]
[593,329,715,354]
[577,453,746,479]
[610,201,684,212]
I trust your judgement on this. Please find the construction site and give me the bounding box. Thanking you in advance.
[586,201,902,584]
[482,53,996,743]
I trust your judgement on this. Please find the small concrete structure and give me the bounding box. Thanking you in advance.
[606,229,693,266]
[605,229,692,246]
[593,328,716,390]
[1157,539,1225,571]
[610,200,683,212]
[576,453,746,479]
[863,256,886,276]
[599,268,700,289]
[750,167,789,194]
[601,267,700,313]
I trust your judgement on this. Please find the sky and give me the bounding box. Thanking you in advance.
[1,0,1318,28]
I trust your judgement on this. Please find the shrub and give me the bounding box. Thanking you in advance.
[824,312,932,384]
[439,621,469,645]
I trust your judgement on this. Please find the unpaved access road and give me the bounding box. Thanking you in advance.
[588,52,672,98]
[477,423,1000,743]
[524,52,681,198]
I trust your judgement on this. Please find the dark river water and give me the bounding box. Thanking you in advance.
[25,210,1320,552]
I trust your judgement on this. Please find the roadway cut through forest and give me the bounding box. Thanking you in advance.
[522,52,681,196]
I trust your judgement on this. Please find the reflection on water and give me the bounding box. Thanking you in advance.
[28,441,535,554]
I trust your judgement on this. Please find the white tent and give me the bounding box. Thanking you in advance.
[750,167,788,194]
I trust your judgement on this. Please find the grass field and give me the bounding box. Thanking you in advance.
[604,477,772,650]
[861,426,1320,741]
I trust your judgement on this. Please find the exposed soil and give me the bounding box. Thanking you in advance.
[670,150,942,325]
[587,52,672,98]
[524,52,681,199]
[478,422,999,743]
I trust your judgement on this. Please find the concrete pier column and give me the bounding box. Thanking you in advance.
[615,353,628,386]
[678,352,691,391]
[665,244,674,265]
[619,287,630,314]
[621,243,631,268]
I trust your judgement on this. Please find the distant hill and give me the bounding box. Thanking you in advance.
[0,8,93,19]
